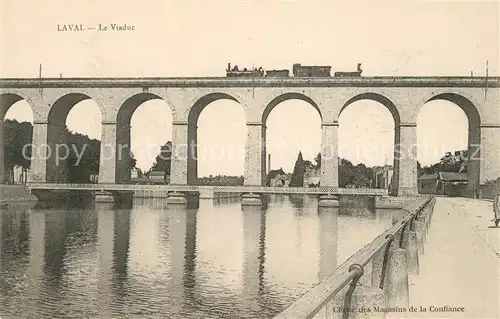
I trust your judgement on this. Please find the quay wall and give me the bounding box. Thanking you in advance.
[374,195,417,209]
[0,185,38,204]
[340,194,420,210]
[274,195,434,319]
[480,182,500,200]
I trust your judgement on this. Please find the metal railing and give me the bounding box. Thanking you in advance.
[274,195,435,319]
[1,77,498,88]
[26,183,388,196]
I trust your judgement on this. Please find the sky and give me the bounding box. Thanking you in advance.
[1,1,496,175]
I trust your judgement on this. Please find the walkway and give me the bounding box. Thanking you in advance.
[26,183,387,195]
[400,197,499,319]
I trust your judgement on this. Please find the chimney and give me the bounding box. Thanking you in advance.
[268,154,271,174]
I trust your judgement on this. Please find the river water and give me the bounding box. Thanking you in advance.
[0,195,404,318]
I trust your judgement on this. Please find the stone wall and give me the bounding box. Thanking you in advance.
[374,195,417,209]
[0,185,38,203]
[480,182,500,200]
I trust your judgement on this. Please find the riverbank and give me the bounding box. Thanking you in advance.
[0,185,38,206]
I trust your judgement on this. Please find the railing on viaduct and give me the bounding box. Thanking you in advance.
[1,76,498,88]
[26,183,389,196]
[274,195,435,319]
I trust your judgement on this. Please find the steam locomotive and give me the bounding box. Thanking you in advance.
[226,62,362,78]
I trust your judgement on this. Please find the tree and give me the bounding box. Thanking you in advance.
[356,163,373,183]
[303,160,315,169]
[418,150,467,176]
[4,121,103,184]
[338,158,355,187]
[4,120,33,171]
[4,120,33,183]
[149,141,172,177]
[196,174,244,186]
[65,130,100,183]
[289,151,305,187]
[440,150,467,172]
[314,152,321,168]
[310,152,374,188]
[129,151,137,169]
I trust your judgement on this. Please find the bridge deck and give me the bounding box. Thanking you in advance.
[26,183,388,196]
[1,76,499,88]
[403,197,499,318]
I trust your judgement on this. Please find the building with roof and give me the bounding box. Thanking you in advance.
[267,168,284,186]
[131,167,142,179]
[418,173,438,194]
[145,170,170,184]
[436,172,467,196]
[304,166,320,187]
[373,165,393,191]
[10,166,30,185]
[271,174,292,187]
[480,177,500,199]
[268,168,292,187]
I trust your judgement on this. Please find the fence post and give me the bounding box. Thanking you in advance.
[402,220,419,275]
[348,285,387,319]
[372,234,410,309]
[343,264,386,319]
[413,219,425,254]
[428,198,436,228]
[371,248,385,288]
[384,243,410,307]
[420,205,431,235]
[359,263,373,287]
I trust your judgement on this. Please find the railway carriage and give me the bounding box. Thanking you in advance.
[225,62,363,78]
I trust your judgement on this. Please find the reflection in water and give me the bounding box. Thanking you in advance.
[241,205,266,315]
[96,207,132,317]
[41,211,67,317]
[340,195,374,216]
[0,208,32,315]
[166,205,197,317]
[0,195,402,318]
[183,207,198,311]
[318,207,339,282]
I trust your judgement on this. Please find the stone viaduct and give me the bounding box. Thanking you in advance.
[0,76,499,200]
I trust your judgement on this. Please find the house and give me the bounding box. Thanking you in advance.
[418,174,438,194]
[12,166,29,184]
[436,172,467,196]
[130,167,142,179]
[281,174,292,187]
[267,168,293,187]
[89,174,98,183]
[304,166,320,187]
[147,170,169,184]
[480,177,500,199]
[267,168,285,186]
[373,165,393,190]
[270,172,292,187]
[271,174,292,187]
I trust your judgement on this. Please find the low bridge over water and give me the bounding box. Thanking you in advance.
[26,183,388,206]
[27,183,387,195]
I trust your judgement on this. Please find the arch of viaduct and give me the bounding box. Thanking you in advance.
[0,77,499,196]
